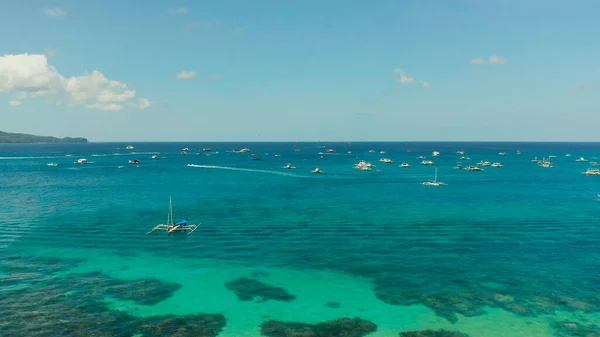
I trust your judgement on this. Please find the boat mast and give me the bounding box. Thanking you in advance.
[167,197,173,225]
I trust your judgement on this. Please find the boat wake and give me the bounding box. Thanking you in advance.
[187,164,310,178]
[0,156,64,160]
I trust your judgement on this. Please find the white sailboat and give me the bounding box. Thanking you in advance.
[147,197,201,236]
[422,167,445,186]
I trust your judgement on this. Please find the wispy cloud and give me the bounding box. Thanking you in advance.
[210,74,222,79]
[471,55,509,65]
[394,69,430,89]
[44,8,66,17]
[44,49,57,58]
[175,71,196,79]
[169,7,188,15]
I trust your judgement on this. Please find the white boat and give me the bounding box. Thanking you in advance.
[498,152,507,156]
[238,148,251,153]
[129,159,141,164]
[417,155,425,159]
[532,157,540,163]
[369,150,375,153]
[125,145,134,150]
[540,158,553,168]
[516,150,521,155]
[379,158,393,164]
[460,156,470,160]
[147,197,201,236]
[180,151,188,155]
[566,154,572,157]
[355,161,374,171]
[464,166,483,171]
[432,151,440,157]
[584,168,600,176]
[421,160,434,165]
[325,149,336,153]
[380,151,386,154]
[491,162,503,167]
[203,148,212,152]
[47,163,59,167]
[182,148,189,151]
[74,158,93,164]
[118,165,125,169]
[275,154,281,157]
[456,151,465,155]
[399,163,411,168]
[283,163,296,169]
[312,167,324,174]
[151,155,158,159]
[576,157,587,162]
[422,167,445,186]
[478,161,491,166]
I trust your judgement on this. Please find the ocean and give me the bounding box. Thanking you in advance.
[1,142,599,337]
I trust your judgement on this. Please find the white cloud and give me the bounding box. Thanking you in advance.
[138,98,151,108]
[394,68,430,88]
[9,100,21,106]
[0,53,149,110]
[175,71,196,79]
[44,8,66,17]
[211,74,222,79]
[471,55,508,65]
[394,68,415,84]
[169,7,188,15]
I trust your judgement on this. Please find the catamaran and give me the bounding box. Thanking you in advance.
[422,167,445,186]
[147,197,200,236]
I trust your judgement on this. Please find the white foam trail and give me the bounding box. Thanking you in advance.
[187,164,310,178]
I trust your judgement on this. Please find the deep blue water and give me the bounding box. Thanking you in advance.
[1,142,600,336]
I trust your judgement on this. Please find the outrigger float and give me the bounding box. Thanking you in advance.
[147,197,200,236]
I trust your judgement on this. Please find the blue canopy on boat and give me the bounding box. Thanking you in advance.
[175,218,189,226]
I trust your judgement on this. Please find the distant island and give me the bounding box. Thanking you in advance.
[0,131,88,143]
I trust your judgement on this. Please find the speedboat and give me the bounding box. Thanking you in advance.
[129,159,141,164]
[380,151,386,154]
[47,162,59,167]
[180,151,187,155]
[238,148,251,153]
[379,158,393,164]
[491,162,503,167]
[369,150,375,153]
[312,167,324,174]
[417,156,425,159]
[182,148,189,151]
[118,166,125,169]
[203,148,212,152]
[478,161,491,166]
[584,168,600,176]
[460,156,470,160]
[125,145,134,150]
[325,149,336,153]
[432,151,440,157]
[540,158,553,168]
[400,163,411,168]
[275,154,281,157]
[151,155,158,159]
[283,163,296,169]
[355,161,374,171]
[566,153,572,157]
[576,157,587,162]
[456,151,465,155]
[498,152,507,156]
[532,157,540,163]
[251,155,261,160]
[74,158,92,164]
[517,150,521,155]
[421,160,434,165]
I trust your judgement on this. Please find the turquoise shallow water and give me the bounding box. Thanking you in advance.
[1,142,599,337]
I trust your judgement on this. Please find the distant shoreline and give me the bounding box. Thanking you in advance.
[0,131,88,144]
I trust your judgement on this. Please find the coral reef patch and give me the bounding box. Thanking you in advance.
[225,277,296,302]
[261,317,377,337]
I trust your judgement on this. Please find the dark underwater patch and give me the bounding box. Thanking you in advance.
[261,317,377,337]
[326,301,341,308]
[225,277,296,302]
[553,321,600,337]
[0,254,226,337]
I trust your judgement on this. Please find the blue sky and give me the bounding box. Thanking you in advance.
[0,0,599,141]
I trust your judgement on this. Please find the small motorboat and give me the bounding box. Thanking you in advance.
[478,161,492,167]
[566,153,572,157]
[380,151,386,154]
[399,163,411,168]
[129,159,141,164]
[151,155,158,159]
[180,151,188,155]
[325,149,336,153]
[203,148,212,152]
[464,166,483,171]
[312,167,324,174]
[251,155,261,161]
[238,148,251,153]
[355,161,374,171]
[74,158,93,164]
[432,151,440,157]
[491,162,503,167]
[47,163,59,167]
[118,165,125,169]
[421,160,434,165]
[275,154,281,157]
[369,150,375,153]
[379,158,393,164]
[456,151,465,155]
[182,148,189,151]
[125,145,134,150]
[584,168,600,176]
[498,152,507,156]
[576,157,587,162]
[283,163,296,169]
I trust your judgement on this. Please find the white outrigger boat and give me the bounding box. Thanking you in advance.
[422,167,446,186]
[147,197,200,236]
